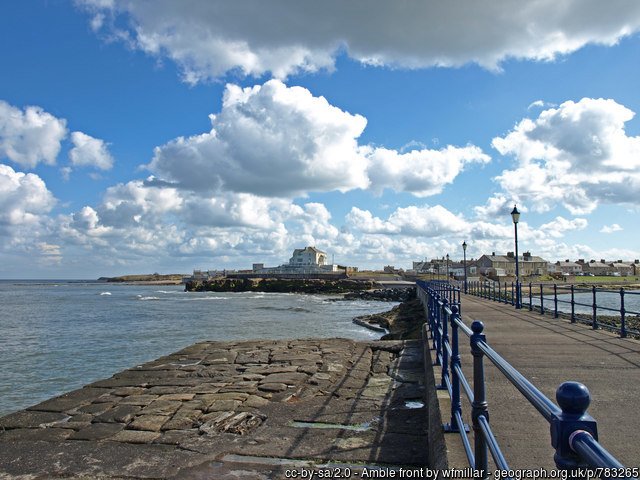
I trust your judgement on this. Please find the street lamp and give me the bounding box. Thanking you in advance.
[446,254,450,281]
[511,205,521,309]
[462,241,468,294]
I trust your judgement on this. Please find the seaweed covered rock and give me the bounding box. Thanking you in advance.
[185,277,376,294]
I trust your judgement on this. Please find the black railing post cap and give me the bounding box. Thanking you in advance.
[471,321,484,334]
[556,382,590,416]
[451,305,458,315]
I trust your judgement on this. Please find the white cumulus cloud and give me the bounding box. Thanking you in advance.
[149,80,489,199]
[0,164,56,229]
[149,80,369,197]
[0,101,68,168]
[600,223,623,233]
[69,131,114,171]
[539,216,588,238]
[492,98,640,214]
[79,0,640,81]
[365,145,490,197]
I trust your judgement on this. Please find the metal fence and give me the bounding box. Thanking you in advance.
[467,281,640,338]
[417,280,638,479]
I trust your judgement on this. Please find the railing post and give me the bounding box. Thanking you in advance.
[511,282,515,306]
[540,284,545,315]
[570,285,575,323]
[440,299,450,389]
[551,382,598,470]
[592,286,598,330]
[554,284,559,318]
[492,281,496,302]
[471,321,489,478]
[620,288,627,338]
[446,305,462,431]
[528,282,533,311]
[434,296,442,362]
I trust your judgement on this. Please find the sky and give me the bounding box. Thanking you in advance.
[2,1,640,278]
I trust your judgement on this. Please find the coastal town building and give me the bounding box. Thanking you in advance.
[477,251,547,279]
[556,260,583,275]
[289,246,328,267]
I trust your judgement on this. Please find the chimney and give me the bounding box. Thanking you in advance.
[565,259,570,262]
[577,259,585,264]
[600,259,606,263]
[492,252,495,256]
[507,252,514,258]
[523,251,531,260]
[635,260,639,264]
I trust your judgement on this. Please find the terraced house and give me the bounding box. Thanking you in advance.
[477,251,548,278]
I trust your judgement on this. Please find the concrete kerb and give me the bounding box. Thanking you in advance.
[422,333,471,471]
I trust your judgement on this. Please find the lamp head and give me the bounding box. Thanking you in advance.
[462,241,467,251]
[511,205,520,224]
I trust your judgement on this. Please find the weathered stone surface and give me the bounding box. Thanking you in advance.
[206,399,242,412]
[112,386,147,396]
[217,381,258,393]
[68,422,124,440]
[0,410,67,429]
[243,395,270,408]
[110,429,161,444]
[118,394,159,406]
[139,400,182,416]
[94,404,141,424]
[0,338,430,478]
[259,372,308,385]
[157,393,195,402]
[258,383,288,392]
[244,364,298,375]
[1,426,72,443]
[76,402,115,416]
[161,407,202,430]
[128,414,169,432]
[26,387,108,413]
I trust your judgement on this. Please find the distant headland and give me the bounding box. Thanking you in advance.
[97,273,185,285]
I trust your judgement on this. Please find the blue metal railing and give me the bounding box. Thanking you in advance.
[417,280,638,479]
[466,280,640,338]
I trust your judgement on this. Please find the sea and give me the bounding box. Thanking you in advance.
[0,280,395,417]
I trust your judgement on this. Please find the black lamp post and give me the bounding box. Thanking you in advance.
[511,205,521,309]
[446,254,450,281]
[462,241,468,294]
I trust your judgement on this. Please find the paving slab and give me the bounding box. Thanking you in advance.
[0,338,428,478]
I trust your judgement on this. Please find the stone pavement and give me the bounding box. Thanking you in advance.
[451,294,640,470]
[0,338,428,479]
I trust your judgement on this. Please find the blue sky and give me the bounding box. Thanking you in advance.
[2,1,640,278]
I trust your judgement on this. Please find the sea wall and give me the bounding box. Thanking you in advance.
[185,277,377,294]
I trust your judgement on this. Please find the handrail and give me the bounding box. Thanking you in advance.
[465,280,639,338]
[416,280,637,478]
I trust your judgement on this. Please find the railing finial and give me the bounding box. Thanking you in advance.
[556,382,590,416]
[552,382,598,470]
[471,320,484,334]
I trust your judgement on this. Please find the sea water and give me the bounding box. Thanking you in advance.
[0,280,395,416]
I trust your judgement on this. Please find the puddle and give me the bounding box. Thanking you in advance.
[289,420,376,432]
[404,399,424,409]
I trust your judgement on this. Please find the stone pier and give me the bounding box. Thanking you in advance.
[0,338,428,479]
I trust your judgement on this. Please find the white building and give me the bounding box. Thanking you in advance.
[289,246,328,266]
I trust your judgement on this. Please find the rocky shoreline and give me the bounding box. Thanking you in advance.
[352,288,427,340]
[185,277,377,294]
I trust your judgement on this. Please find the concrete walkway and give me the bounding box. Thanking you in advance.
[0,338,428,479]
[452,294,640,470]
